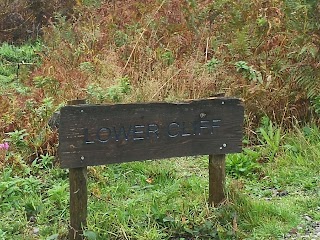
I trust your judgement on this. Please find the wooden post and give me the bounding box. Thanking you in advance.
[67,100,87,240]
[57,98,243,230]
[208,154,226,206]
[69,167,87,240]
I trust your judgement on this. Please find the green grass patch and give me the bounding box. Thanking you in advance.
[1,123,319,239]
[0,42,42,94]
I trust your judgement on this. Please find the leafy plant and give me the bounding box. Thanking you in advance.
[114,30,129,48]
[0,42,42,84]
[34,97,55,121]
[257,117,282,161]
[226,148,261,178]
[0,230,6,239]
[161,49,175,66]
[33,76,60,97]
[87,77,131,103]
[235,61,263,83]
[5,129,29,150]
[83,230,97,240]
[228,28,251,57]
[256,16,268,28]
[32,153,55,171]
[47,182,68,208]
[107,77,131,102]
[79,61,95,74]
[205,57,220,73]
[0,42,41,63]
[87,83,108,103]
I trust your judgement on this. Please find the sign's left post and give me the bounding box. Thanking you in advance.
[66,100,87,240]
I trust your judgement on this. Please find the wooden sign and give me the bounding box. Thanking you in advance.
[57,98,244,239]
[58,98,244,168]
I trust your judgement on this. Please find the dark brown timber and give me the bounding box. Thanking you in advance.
[208,154,226,206]
[67,100,87,240]
[58,98,244,168]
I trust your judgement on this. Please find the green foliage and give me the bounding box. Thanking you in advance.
[235,61,263,83]
[161,49,175,66]
[114,30,129,47]
[35,97,55,120]
[228,29,251,57]
[87,77,131,103]
[33,76,60,97]
[83,230,97,240]
[47,233,59,240]
[0,43,41,63]
[226,148,261,179]
[311,96,320,115]
[47,183,68,208]
[82,0,102,7]
[0,42,42,83]
[79,61,95,74]
[0,123,320,239]
[0,169,41,210]
[5,129,29,150]
[0,230,5,239]
[205,57,220,73]
[32,153,55,171]
[257,117,282,161]
[107,77,131,102]
[1,1,320,239]
[87,83,108,103]
[50,13,77,47]
[256,17,268,28]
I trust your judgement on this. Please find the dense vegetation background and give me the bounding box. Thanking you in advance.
[0,0,319,239]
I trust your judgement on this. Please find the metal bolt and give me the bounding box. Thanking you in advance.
[80,156,85,161]
[219,147,223,150]
[80,109,84,113]
[200,112,206,118]
[221,101,225,105]
[223,143,227,148]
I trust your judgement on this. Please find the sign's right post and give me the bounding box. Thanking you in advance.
[209,154,226,206]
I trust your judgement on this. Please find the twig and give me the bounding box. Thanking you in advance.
[151,69,182,100]
[205,37,209,62]
[122,0,166,72]
[1,62,35,66]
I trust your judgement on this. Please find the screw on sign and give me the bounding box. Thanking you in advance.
[58,98,244,240]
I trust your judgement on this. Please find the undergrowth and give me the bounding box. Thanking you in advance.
[1,0,320,239]
[1,0,319,160]
[0,122,319,239]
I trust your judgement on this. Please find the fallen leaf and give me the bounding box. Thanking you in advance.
[146,178,153,184]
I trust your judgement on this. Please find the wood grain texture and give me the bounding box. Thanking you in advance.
[69,167,87,240]
[58,98,244,168]
[67,99,87,240]
[208,154,226,206]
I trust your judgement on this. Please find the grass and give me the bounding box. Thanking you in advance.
[0,123,319,239]
[0,0,320,239]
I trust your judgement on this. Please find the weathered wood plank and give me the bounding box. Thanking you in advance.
[69,167,87,240]
[67,99,87,240]
[208,154,226,206]
[58,98,244,168]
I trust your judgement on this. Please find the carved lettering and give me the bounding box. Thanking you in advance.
[97,128,111,143]
[83,118,221,144]
[168,122,180,138]
[84,128,95,144]
[113,126,131,142]
[199,120,210,135]
[133,125,145,141]
[181,122,191,137]
[212,120,221,133]
[147,124,159,139]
